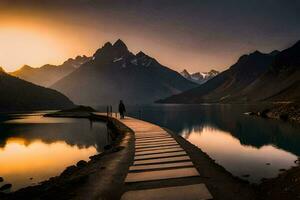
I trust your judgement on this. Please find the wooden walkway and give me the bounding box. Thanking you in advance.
[95,114,213,200]
[120,117,213,200]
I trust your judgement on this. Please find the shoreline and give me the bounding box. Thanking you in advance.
[246,102,300,124]
[0,114,134,200]
[163,128,257,200]
[1,112,299,199]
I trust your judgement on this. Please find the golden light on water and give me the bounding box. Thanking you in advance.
[0,138,97,191]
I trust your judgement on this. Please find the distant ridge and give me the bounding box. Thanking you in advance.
[51,39,197,105]
[159,40,300,104]
[159,50,275,103]
[10,55,91,87]
[0,69,74,111]
[180,69,219,84]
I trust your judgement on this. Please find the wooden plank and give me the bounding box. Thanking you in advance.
[135,145,181,152]
[135,141,178,148]
[121,184,213,200]
[135,148,184,156]
[133,156,190,165]
[136,136,172,140]
[129,161,194,171]
[125,167,199,183]
[136,143,179,149]
[135,138,174,143]
[135,151,187,160]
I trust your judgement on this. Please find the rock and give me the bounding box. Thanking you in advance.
[260,109,270,118]
[104,144,112,150]
[76,160,88,168]
[61,165,77,176]
[279,168,286,172]
[0,177,3,182]
[89,153,105,161]
[112,146,125,152]
[242,174,250,178]
[266,163,271,165]
[279,114,289,121]
[246,112,256,116]
[0,184,12,191]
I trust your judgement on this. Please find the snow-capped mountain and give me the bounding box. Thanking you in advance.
[180,69,219,84]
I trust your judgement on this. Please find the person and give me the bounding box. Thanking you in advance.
[118,100,126,119]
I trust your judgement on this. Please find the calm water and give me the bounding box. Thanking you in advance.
[0,112,109,191]
[123,104,300,183]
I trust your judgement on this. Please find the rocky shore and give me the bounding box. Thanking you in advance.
[259,159,300,200]
[248,103,300,123]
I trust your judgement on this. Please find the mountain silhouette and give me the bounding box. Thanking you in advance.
[241,40,300,102]
[159,40,300,103]
[0,68,74,111]
[11,56,90,87]
[159,50,275,103]
[51,39,197,105]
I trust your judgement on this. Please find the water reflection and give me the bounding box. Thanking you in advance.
[182,126,297,183]
[123,104,300,183]
[0,139,96,191]
[0,113,108,191]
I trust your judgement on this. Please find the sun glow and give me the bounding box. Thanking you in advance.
[0,25,65,71]
[0,14,96,72]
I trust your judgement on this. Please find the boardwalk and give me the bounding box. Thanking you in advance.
[104,115,214,200]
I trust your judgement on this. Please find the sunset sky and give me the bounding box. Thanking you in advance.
[0,0,299,72]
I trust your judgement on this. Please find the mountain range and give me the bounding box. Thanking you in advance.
[158,40,300,103]
[180,69,219,84]
[11,56,90,87]
[51,39,197,105]
[0,67,74,111]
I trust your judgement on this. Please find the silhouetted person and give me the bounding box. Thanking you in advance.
[119,100,126,119]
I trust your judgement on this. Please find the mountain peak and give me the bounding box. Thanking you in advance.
[180,69,191,78]
[93,42,113,59]
[0,67,5,73]
[103,42,113,48]
[93,40,130,61]
[114,39,126,47]
[181,69,190,75]
[180,69,219,85]
[270,50,280,56]
[21,65,33,70]
[237,50,265,64]
[250,50,263,56]
[62,55,91,67]
[136,51,146,58]
[113,39,128,54]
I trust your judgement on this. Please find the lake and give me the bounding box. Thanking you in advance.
[124,104,300,183]
[0,112,109,191]
[1,105,300,191]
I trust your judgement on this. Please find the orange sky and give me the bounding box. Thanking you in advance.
[1,1,299,72]
[0,8,235,73]
[0,14,99,72]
